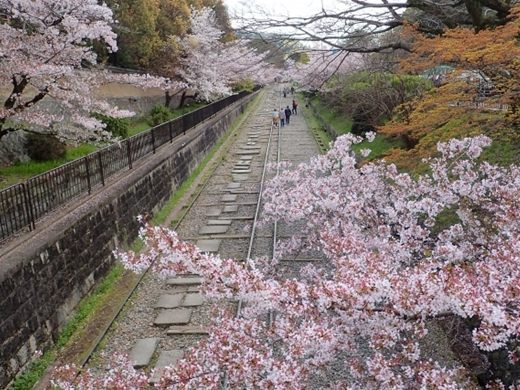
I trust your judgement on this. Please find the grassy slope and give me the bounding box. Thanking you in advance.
[308,94,520,171]
[307,95,402,159]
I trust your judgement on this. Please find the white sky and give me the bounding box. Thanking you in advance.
[224,0,340,23]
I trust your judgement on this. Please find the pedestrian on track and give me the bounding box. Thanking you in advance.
[272,108,279,127]
[279,107,286,127]
[285,106,292,125]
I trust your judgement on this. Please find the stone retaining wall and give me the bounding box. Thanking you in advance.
[0,93,256,389]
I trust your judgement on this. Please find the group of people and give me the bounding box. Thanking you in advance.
[272,85,306,127]
[282,86,295,98]
[273,106,291,127]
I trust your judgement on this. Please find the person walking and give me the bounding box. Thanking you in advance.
[290,86,295,97]
[305,96,310,108]
[278,107,286,127]
[272,108,279,127]
[292,99,298,115]
[283,88,287,98]
[284,106,292,125]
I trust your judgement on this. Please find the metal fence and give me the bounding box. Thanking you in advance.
[0,90,254,243]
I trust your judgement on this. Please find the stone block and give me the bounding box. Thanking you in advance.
[221,194,237,202]
[167,277,203,286]
[150,350,184,383]
[205,208,222,217]
[207,220,232,225]
[129,338,160,368]
[236,150,259,155]
[167,326,209,335]
[199,225,229,235]
[154,309,192,326]
[223,205,239,212]
[183,293,204,307]
[196,239,221,253]
[155,294,184,309]
[232,174,249,181]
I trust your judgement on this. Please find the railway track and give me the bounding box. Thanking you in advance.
[80,86,323,385]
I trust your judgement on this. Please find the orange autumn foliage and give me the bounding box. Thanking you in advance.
[379,4,520,169]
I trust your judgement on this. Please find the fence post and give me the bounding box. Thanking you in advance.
[169,121,173,143]
[21,183,36,231]
[126,140,133,169]
[151,127,156,154]
[85,157,92,195]
[98,151,105,186]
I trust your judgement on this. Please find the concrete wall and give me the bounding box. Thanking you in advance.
[0,93,256,389]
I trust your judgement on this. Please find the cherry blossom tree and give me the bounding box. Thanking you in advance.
[171,7,273,106]
[0,0,170,152]
[222,40,276,88]
[53,133,520,388]
[292,48,365,92]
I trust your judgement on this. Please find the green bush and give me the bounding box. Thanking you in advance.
[25,133,67,161]
[91,113,129,138]
[148,104,172,127]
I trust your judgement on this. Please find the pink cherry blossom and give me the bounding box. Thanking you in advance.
[54,134,520,388]
[0,0,170,147]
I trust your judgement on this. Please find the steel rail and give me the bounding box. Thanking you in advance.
[223,89,283,389]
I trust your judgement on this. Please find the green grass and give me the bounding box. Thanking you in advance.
[351,135,403,159]
[9,265,126,390]
[0,144,99,190]
[9,351,56,390]
[302,103,333,152]
[306,94,403,159]
[309,96,353,136]
[127,118,151,137]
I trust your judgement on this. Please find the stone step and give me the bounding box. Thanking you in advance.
[167,277,203,286]
[150,350,184,383]
[196,239,221,253]
[222,205,239,212]
[128,338,160,368]
[221,194,237,202]
[183,293,204,307]
[232,174,249,181]
[154,308,193,326]
[167,326,209,335]
[207,219,232,225]
[155,294,184,309]
[199,225,229,235]
[226,182,241,189]
[236,150,259,155]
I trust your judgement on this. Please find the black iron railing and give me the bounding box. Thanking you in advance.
[0,90,255,242]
